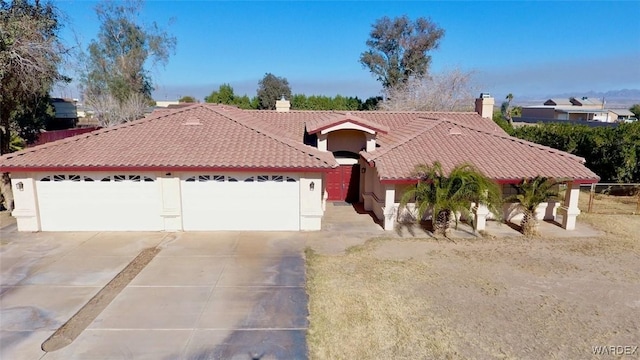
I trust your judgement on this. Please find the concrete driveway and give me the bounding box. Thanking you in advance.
[0,229,308,360]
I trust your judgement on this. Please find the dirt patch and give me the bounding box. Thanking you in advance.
[0,210,15,229]
[41,246,160,352]
[307,215,640,359]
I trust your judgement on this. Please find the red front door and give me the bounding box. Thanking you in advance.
[326,164,360,202]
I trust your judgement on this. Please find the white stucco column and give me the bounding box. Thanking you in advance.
[317,134,328,152]
[558,182,581,230]
[474,203,490,231]
[300,173,323,230]
[383,184,396,231]
[365,133,376,152]
[363,162,373,211]
[10,174,40,231]
[159,175,183,231]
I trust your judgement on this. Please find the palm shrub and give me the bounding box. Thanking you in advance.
[506,176,559,236]
[400,162,502,236]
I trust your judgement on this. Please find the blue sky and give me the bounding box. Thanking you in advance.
[54,0,640,102]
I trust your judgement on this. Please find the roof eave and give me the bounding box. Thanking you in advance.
[379,176,600,185]
[0,165,335,173]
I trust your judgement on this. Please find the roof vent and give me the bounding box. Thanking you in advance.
[182,116,202,126]
[449,126,462,135]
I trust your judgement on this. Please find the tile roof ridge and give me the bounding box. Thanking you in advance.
[204,106,337,167]
[0,104,201,162]
[364,118,441,160]
[437,119,588,163]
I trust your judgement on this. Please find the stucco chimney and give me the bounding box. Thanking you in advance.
[475,93,495,119]
[275,96,290,112]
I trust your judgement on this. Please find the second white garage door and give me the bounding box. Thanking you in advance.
[181,174,300,231]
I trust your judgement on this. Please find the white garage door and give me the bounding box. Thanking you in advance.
[36,174,162,231]
[181,174,300,231]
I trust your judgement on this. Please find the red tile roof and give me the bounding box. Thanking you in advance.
[361,119,599,183]
[305,112,390,134]
[0,106,599,184]
[0,104,337,172]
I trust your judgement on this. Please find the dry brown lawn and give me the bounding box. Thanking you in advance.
[306,200,640,359]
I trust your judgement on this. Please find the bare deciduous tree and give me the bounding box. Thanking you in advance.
[85,92,148,127]
[380,69,478,112]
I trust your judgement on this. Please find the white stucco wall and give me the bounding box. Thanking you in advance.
[326,130,366,154]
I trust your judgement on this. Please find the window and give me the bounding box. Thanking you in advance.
[198,175,211,182]
[213,175,225,182]
[114,175,127,182]
[101,176,111,182]
[130,175,141,182]
[84,176,94,182]
[185,176,196,182]
[53,175,65,182]
[272,175,283,182]
[228,177,238,182]
[69,175,81,182]
[143,176,154,182]
[244,177,255,182]
[286,176,297,182]
[257,175,269,182]
[40,176,51,182]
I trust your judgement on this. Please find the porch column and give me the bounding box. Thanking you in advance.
[317,133,328,152]
[474,203,489,231]
[363,164,374,211]
[383,184,396,231]
[558,182,581,230]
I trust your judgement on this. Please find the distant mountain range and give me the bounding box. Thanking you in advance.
[516,89,640,108]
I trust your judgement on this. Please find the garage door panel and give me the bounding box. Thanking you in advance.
[37,174,161,231]
[181,174,300,231]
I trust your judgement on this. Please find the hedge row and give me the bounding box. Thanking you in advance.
[510,122,640,183]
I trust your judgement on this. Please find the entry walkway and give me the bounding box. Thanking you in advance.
[319,202,602,239]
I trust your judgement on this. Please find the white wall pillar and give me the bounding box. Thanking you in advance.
[474,203,489,231]
[317,134,328,152]
[558,182,581,230]
[300,173,323,230]
[363,164,374,211]
[159,175,183,231]
[365,133,376,152]
[10,174,41,231]
[383,184,396,231]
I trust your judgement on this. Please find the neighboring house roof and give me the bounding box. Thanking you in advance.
[0,104,337,172]
[543,97,604,107]
[610,109,634,116]
[544,98,573,106]
[361,119,599,184]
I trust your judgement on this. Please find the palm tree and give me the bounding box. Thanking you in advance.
[506,176,559,236]
[400,162,502,236]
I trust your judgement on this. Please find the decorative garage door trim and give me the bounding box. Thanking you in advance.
[38,174,155,182]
